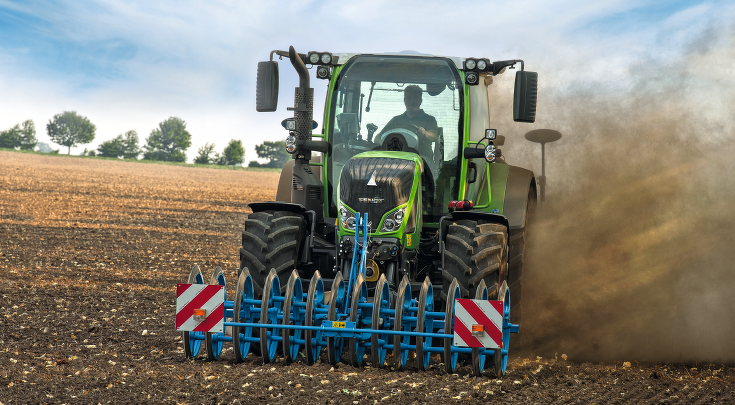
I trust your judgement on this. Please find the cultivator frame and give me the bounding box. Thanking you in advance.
[177,214,519,377]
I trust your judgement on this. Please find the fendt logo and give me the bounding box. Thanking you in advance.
[359,197,385,204]
[367,171,378,186]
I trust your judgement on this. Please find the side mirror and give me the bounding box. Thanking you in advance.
[256,61,279,112]
[513,71,538,123]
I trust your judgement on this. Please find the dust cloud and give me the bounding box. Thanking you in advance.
[491,28,735,362]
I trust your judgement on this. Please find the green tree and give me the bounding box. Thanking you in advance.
[0,120,36,150]
[143,117,191,162]
[252,140,289,168]
[97,137,123,158]
[220,139,245,166]
[19,120,37,150]
[120,130,141,159]
[96,130,140,159]
[194,142,216,164]
[46,111,96,154]
[0,124,21,149]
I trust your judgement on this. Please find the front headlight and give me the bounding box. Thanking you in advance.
[316,65,331,79]
[381,207,406,232]
[485,144,496,163]
[340,205,357,231]
[286,134,297,153]
[465,71,479,85]
[308,52,320,64]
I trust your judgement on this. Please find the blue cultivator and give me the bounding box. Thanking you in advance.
[176,214,519,377]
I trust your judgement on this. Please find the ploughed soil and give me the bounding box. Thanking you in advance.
[0,150,733,404]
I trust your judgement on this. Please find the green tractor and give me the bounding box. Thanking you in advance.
[242,46,537,321]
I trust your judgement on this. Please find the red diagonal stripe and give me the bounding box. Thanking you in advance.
[490,301,503,317]
[453,315,483,348]
[176,283,189,298]
[463,300,503,347]
[193,302,225,332]
[175,285,221,329]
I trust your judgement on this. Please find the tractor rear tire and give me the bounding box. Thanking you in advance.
[507,189,535,324]
[441,220,508,302]
[239,211,305,296]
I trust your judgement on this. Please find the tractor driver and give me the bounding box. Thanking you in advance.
[377,85,438,157]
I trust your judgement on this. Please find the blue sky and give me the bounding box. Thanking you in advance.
[0,0,732,162]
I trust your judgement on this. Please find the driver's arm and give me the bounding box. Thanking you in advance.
[419,127,438,142]
[419,115,439,142]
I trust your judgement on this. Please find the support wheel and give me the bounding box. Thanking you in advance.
[205,266,227,361]
[305,271,325,365]
[416,277,434,371]
[371,275,391,368]
[495,281,511,377]
[392,276,412,370]
[471,280,489,377]
[233,268,256,363]
[444,278,461,374]
[260,269,282,364]
[184,265,205,359]
[326,272,346,365]
[282,270,304,364]
[349,273,368,367]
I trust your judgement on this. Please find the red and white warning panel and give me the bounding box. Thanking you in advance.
[176,284,225,333]
[453,299,503,349]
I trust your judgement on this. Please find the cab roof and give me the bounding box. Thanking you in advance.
[332,51,465,68]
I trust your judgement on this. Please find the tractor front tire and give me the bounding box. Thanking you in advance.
[442,220,508,301]
[239,211,305,296]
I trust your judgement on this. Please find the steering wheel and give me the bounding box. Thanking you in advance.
[332,139,373,162]
[374,122,421,153]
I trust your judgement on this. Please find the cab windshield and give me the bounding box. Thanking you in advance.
[327,55,463,223]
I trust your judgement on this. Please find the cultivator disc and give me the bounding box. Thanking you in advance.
[205,266,227,361]
[232,269,255,363]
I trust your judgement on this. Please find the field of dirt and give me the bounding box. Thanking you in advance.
[1,151,733,404]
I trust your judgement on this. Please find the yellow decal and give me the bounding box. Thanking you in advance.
[406,234,412,247]
[332,321,346,328]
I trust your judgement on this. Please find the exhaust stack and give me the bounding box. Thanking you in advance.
[288,46,324,221]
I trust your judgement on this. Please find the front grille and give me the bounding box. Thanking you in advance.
[340,157,415,227]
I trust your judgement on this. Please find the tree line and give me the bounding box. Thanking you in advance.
[0,120,37,150]
[0,110,294,168]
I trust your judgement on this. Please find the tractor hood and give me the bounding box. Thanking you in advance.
[338,152,423,235]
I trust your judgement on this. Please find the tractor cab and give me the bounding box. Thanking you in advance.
[326,54,463,225]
